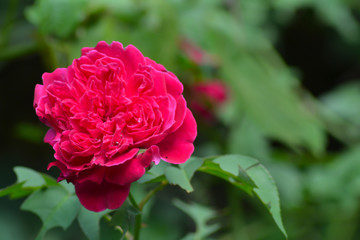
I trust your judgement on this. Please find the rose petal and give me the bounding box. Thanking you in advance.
[157,109,197,164]
[75,166,105,184]
[74,180,130,212]
[44,128,60,146]
[122,44,146,75]
[34,84,45,108]
[105,145,159,185]
[42,68,68,87]
[168,95,186,133]
[164,72,183,97]
[103,148,139,166]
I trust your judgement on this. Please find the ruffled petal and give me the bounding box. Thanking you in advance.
[42,68,68,87]
[34,84,45,108]
[157,109,197,164]
[164,72,183,97]
[74,180,130,212]
[105,145,159,185]
[74,167,105,184]
[44,128,60,146]
[168,95,186,133]
[102,148,139,166]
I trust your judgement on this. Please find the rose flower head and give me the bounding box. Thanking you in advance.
[34,41,197,212]
[189,80,227,122]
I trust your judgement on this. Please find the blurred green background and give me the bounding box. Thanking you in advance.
[1,0,360,239]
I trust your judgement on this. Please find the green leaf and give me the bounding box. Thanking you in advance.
[200,155,287,238]
[0,167,54,199]
[165,157,204,192]
[41,174,58,186]
[199,158,255,195]
[25,0,87,38]
[165,167,193,192]
[21,185,81,240]
[221,54,324,155]
[14,166,46,188]
[137,161,169,184]
[0,183,31,199]
[173,199,221,240]
[181,157,205,179]
[78,207,111,240]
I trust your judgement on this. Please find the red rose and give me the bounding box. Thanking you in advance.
[193,81,227,103]
[189,81,227,122]
[34,41,197,212]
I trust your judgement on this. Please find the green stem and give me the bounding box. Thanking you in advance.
[132,181,168,240]
[138,180,168,211]
[128,192,140,210]
[133,211,142,240]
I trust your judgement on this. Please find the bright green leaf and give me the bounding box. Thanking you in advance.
[0,183,31,199]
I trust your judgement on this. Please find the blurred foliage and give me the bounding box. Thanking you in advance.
[1,0,360,239]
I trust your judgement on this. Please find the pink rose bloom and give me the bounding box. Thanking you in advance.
[189,81,227,122]
[193,81,227,103]
[34,41,197,212]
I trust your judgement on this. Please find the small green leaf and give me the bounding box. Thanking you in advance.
[0,183,30,199]
[199,158,255,194]
[0,167,55,199]
[21,185,81,240]
[137,161,169,184]
[41,174,58,186]
[164,157,204,192]
[165,167,193,192]
[181,157,204,179]
[59,180,76,194]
